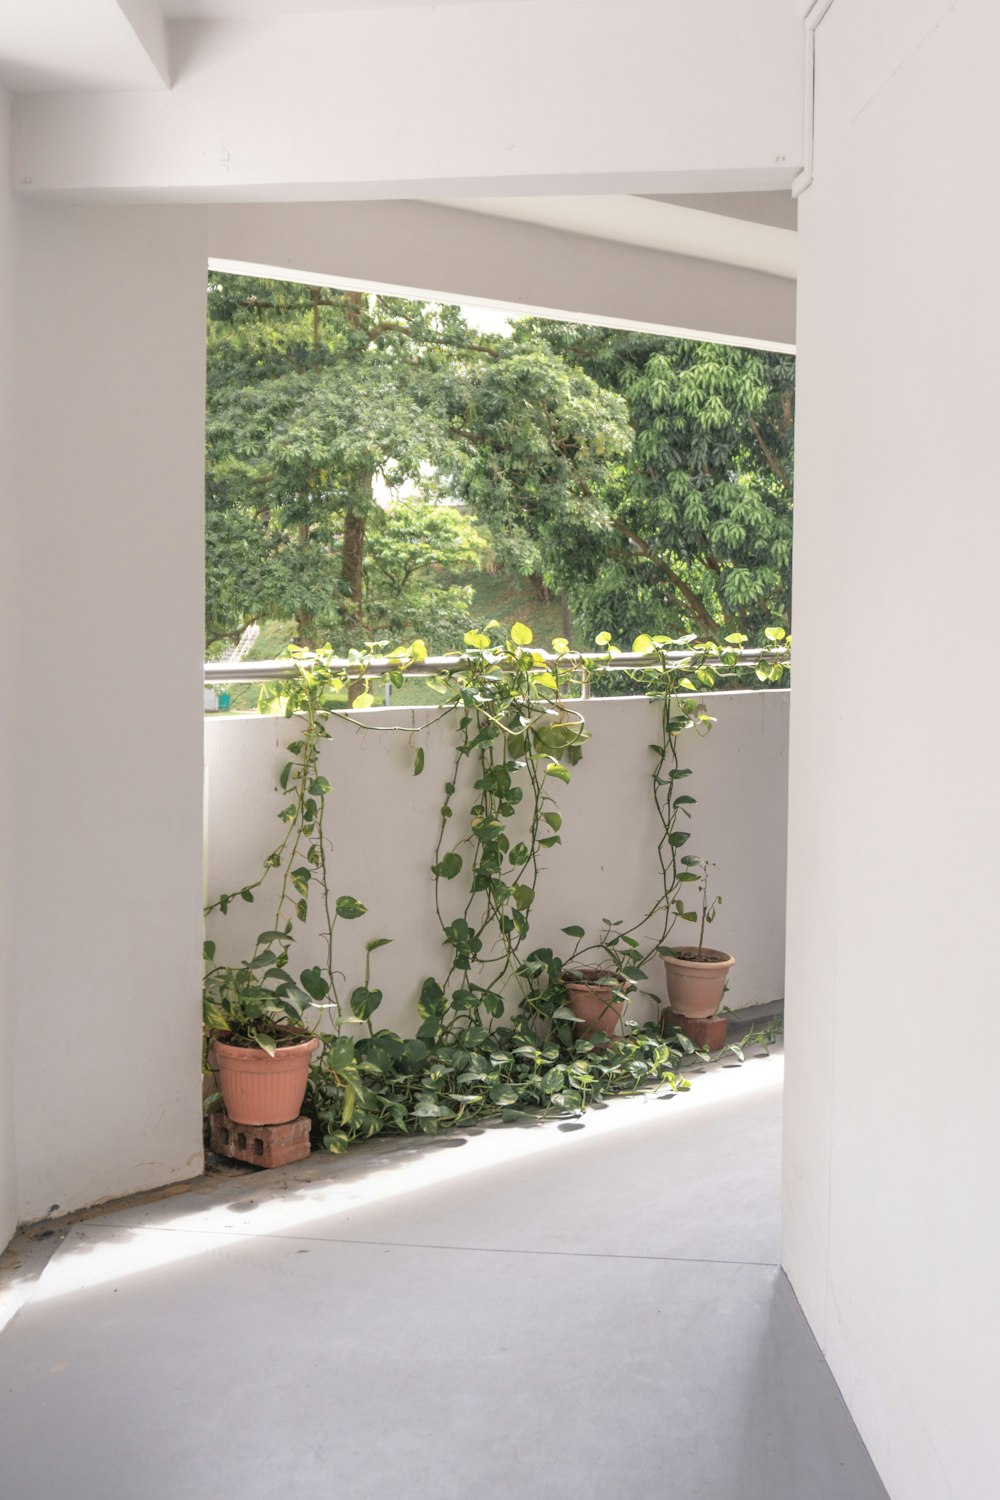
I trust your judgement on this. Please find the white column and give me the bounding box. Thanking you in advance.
[10,202,209,1222]
[0,88,19,1247]
[784,2,1000,1496]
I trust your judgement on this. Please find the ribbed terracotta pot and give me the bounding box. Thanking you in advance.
[213,1036,319,1126]
[562,976,626,1040]
[662,948,735,1020]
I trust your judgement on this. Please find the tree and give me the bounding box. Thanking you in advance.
[205,274,632,655]
[445,340,633,635]
[477,323,794,644]
[205,274,488,651]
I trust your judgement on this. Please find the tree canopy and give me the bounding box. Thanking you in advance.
[204,273,793,659]
[478,323,795,644]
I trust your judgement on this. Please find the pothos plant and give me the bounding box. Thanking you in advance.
[202,646,376,1065]
[203,623,790,1149]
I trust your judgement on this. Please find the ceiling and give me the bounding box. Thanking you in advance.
[161,0,586,13]
[431,194,797,279]
[0,2,797,285]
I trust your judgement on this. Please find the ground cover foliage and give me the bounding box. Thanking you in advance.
[203,625,789,1151]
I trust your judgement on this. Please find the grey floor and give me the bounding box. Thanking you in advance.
[0,1049,888,1499]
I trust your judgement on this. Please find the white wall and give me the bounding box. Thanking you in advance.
[0,87,20,1248]
[12,1,802,199]
[9,203,209,1223]
[784,3,1000,1496]
[205,692,789,1035]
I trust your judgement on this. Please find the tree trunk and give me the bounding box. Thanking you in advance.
[294,608,316,649]
[341,508,367,625]
[341,467,372,705]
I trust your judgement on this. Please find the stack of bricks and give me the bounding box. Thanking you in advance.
[209,1111,312,1168]
[664,1009,728,1051]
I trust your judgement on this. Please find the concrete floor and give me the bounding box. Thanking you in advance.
[0,1050,888,1500]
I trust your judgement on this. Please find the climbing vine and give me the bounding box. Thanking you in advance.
[203,624,790,1150]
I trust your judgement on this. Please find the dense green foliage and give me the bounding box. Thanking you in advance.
[205,275,628,655]
[486,324,795,643]
[205,274,793,660]
[203,626,789,1150]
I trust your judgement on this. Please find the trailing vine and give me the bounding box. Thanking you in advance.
[203,625,790,1151]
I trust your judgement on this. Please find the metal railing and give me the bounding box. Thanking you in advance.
[204,647,773,699]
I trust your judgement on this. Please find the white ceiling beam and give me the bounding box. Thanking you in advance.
[116,0,171,87]
[205,199,796,351]
[11,1,802,200]
[431,196,797,279]
[0,0,170,92]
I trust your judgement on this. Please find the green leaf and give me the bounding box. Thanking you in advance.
[432,852,463,880]
[512,884,535,910]
[350,986,383,1020]
[464,630,490,649]
[324,1036,355,1072]
[366,937,392,953]
[418,977,447,1018]
[299,966,330,1001]
[510,622,533,645]
[335,895,367,920]
[413,747,425,777]
[541,810,562,831]
[545,762,571,784]
[631,634,654,654]
[308,776,332,796]
[203,940,216,962]
[562,925,586,938]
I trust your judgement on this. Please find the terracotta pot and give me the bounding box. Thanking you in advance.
[562,976,626,1040]
[662,947,735,1020]
[213,1036,319,1126]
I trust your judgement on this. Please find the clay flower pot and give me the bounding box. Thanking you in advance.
[662,947,735,1020]
[561,971,627,1040]
[213,1036,319,1126]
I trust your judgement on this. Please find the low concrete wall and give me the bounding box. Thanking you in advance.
[204,690,789,1035]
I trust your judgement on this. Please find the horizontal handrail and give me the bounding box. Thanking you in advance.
[204,646,772,687]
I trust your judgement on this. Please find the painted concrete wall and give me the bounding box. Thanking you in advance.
[12,1,802,199]
[205,692,789,1035]
[9,203,209,1224]
[783,3,1000,1496]
[208,200,795,351]
[0,88,20,1249]
[0,188,792,1243]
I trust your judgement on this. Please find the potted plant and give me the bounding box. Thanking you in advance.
[560,965,631,1040]
[661,858,734,1020]
[203,941,319,1126]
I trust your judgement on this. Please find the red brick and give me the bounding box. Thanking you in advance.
[210,1111,312,1168]
[664,1009,728,1051]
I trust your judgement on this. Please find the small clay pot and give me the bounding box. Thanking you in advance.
[661,947,734,1020]
[562,973,626,1040]
[213,1036,319,1126]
